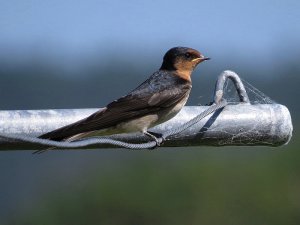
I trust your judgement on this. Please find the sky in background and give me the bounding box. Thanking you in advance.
[0,0,299,69]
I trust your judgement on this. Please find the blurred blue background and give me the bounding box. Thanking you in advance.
[0,0,299,224]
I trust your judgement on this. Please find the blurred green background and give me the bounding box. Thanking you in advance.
[0,0,299,224]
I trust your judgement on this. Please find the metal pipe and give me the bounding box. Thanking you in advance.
[0,104,293,150]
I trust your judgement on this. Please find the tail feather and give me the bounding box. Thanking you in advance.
[38,130,69,141]
[33,131,95,154]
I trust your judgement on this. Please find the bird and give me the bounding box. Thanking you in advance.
[36,47,210,152]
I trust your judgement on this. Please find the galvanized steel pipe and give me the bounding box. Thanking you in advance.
[0,103,293,150]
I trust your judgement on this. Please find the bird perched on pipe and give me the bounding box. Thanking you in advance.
[36,47,210,151]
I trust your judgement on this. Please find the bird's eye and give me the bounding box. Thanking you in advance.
[185,53,191,58]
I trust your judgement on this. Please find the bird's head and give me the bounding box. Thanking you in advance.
[160,47,210,81]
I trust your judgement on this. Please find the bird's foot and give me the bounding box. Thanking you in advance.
[143,131,165,149]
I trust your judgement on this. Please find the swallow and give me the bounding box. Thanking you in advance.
[37,47,210,149]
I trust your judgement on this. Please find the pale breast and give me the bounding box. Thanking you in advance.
[154,91,190,126]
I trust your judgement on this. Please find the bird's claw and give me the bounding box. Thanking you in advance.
[143,131,165,149]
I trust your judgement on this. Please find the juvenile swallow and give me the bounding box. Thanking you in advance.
[38,47,210,146]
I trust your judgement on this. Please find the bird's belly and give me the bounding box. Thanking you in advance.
[113,94,189,133]
[79,114,160,139]
[155,94,189,125]
[116,114,159,133]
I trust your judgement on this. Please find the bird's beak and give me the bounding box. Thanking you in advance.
[192,55,210,63]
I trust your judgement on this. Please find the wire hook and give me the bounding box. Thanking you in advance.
[213,70,250,104]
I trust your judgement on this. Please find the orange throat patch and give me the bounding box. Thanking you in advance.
[175,70,192,82]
